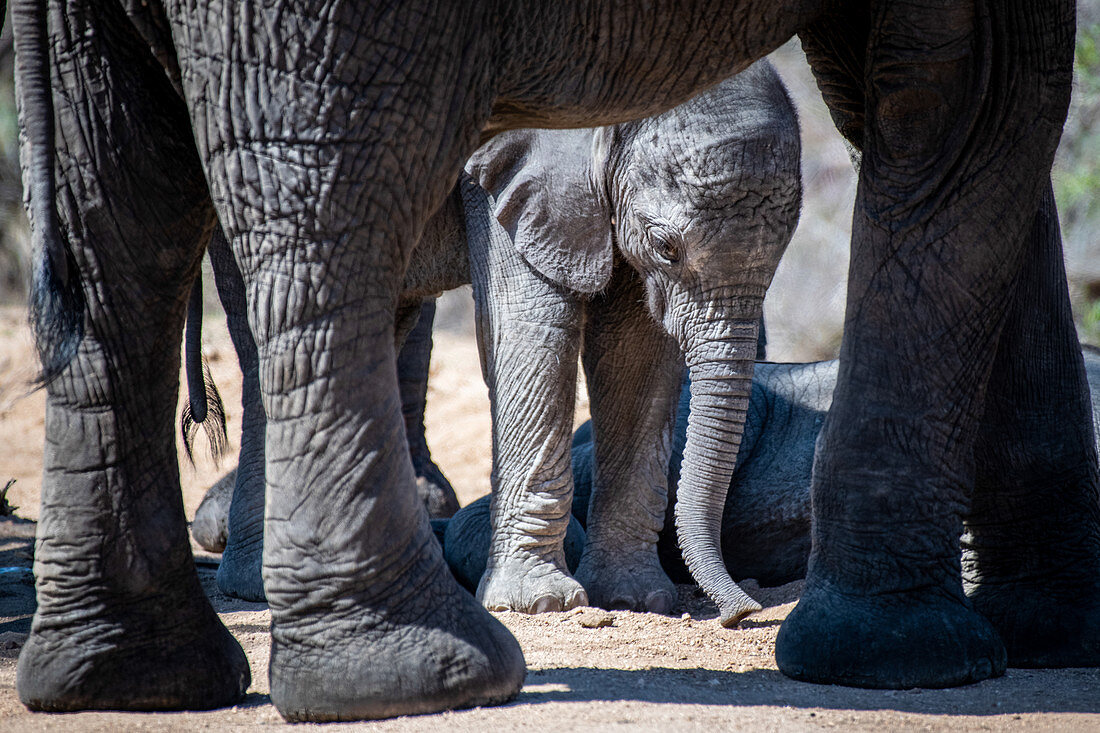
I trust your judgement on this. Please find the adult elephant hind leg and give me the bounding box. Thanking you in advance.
[965,183,1100,669]
[16,6,248,711]
[206,228,267,601]
[398,298,461,518]
[177,7,523,721]
[777,0,1074,689]
[574,264,681,613]
[468,184,587,614]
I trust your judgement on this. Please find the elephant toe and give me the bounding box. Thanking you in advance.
[644,590,675,615]
[532,596,562,613]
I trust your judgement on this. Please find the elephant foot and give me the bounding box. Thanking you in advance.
[269,526,525,722]
[477,555,588,613]
[962,465,1100,669]
[216,532,266,602]
[574,548,676,614]
[191,469,235,553]
[776,581,1007,689]
[17,579,250,711]
[968,577,1100,668]
[443,495,586,593]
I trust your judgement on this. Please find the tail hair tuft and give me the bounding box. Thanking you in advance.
[180,358,228,465]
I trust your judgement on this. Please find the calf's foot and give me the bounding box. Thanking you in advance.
[477,555,587,613]
[443,495,585,593]
[191,469,234,553]
[574,548,676,614]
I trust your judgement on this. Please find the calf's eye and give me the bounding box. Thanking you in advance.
[652,234,681,264]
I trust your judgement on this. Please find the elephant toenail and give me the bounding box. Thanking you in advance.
[646,591,674,615]
[609,598,634,611]
[532,596,563,613]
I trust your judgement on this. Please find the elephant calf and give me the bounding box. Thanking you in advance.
[461,61,799,623]
[201,60,802,626]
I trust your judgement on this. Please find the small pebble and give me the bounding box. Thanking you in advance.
[576,610,614,628]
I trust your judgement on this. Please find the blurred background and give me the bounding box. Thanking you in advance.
[0,9,1097,361]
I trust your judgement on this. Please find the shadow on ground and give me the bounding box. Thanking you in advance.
[515,665,1100,716]
[0,516,34,637]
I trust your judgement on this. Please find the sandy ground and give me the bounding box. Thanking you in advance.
[1,304,1099,732]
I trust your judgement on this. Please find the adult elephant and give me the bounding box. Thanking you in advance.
[193,242,465,597]
[12,0,1096,725]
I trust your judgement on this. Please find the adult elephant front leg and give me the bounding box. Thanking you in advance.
[574,263,682,613]
[467,181,588,614]
[198,290,457,601]
[173,6,524,723]
[965,183,1100,667]
[777,0,1075,688]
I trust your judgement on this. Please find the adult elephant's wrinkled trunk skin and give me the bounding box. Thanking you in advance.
[676,316,762,626]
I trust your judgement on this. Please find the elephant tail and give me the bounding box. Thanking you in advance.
[13,0,84,384]
[180,274,228,464]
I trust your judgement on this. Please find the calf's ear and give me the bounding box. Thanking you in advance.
[466,128,613,293]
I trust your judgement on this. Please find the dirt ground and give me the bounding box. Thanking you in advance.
[1,303,1099,732]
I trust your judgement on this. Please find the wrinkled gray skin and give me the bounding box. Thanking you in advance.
[191,468,234,554]
[15,0,1097,723]
[199,63,802,626]
[598,347,1100,588]
[464,63,799,622]
[454,345,1100,594]
[398,300,463,519]
[193,292,459,570]
[443,493,587,594]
